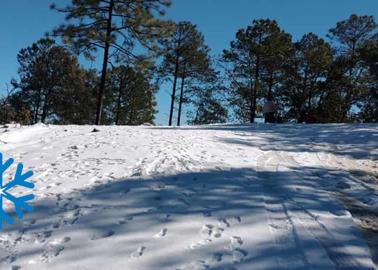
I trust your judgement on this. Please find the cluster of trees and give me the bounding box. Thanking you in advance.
[222,16,377,123]
[0,0,376,125]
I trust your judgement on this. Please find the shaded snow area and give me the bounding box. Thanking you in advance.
[0,123,377,270]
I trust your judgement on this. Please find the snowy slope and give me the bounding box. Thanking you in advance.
[0,123,377,270]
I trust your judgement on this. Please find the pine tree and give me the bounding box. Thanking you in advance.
[54,69,98,124]
[16,38,87,124]
[160,21,212,126]
[260,25,292,102]
[105,65,156,125]
[51,0,172,125]
[358,34,378,122]
[222,19,291,123]
[280,33,333,122]
[189,85,228,125]
[327,14,377,122]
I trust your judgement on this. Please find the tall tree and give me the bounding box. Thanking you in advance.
[189,83,228,125]
[160,21,212,126]
[0,83,32,125]
[16,38,86,124]
[280,33,333,122]
[54,69,98,124]
[260,26,292,102]
[175,30,212,126]
[52,0,172,125]
[327,14,377,121]
[358,34,378,122]
[105,65,156,125]
[222,19,291,123]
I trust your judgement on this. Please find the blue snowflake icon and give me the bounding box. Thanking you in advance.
[0,152,35,229]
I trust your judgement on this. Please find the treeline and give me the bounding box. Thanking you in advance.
[222,16,377,123]
[0,0,377,125]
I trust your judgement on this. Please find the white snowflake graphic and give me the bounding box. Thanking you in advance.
[0,152,35,229]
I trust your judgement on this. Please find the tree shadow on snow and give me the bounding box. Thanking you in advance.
[0,166,376,269]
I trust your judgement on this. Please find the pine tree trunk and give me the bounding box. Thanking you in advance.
[168,51,180,126]
[41,101,48,123]
[41,89,52,123]
[308,80,314,111]
[34,93,41,124]
[267,71,274,100]
[115,76,124,125]
[95,0,114,125]
[177,71,186,126]
[251,55,260,123]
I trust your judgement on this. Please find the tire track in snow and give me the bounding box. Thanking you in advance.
[257,151,375,270]
[257,152,310,269]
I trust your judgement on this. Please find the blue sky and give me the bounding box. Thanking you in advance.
[0,0,377,125]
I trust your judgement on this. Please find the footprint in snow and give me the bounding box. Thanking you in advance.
[229,236,243,250]
[201,224,224,238]
[211,252,223,263]
[122,188,130,195]
[130,246,146,258]
[41,244,65,263]
[1,255,16,264]
[154,228,167,238]
[52,220,61,229]
[117,215,133,225]
[35,231,52,243]
[212,228,224,238]
[117,219,127,225]
[202,210,212,217]
[218,218,230,228]
[160,214,171,222]
[232,248,248,263]
[188,238,212,250]
[54,237,71,245]
[200,224,213,236]
[28,219,37,226]
[91,231,114,240]
[180,260,209,270]
[232,216,242,224]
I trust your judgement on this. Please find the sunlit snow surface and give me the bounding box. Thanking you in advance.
[0,123,377,269]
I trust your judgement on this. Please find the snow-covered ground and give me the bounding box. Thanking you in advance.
[0,123,377,270]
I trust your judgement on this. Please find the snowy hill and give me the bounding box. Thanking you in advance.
[0,123,377,270]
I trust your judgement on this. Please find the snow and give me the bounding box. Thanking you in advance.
[0,123,377,269]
